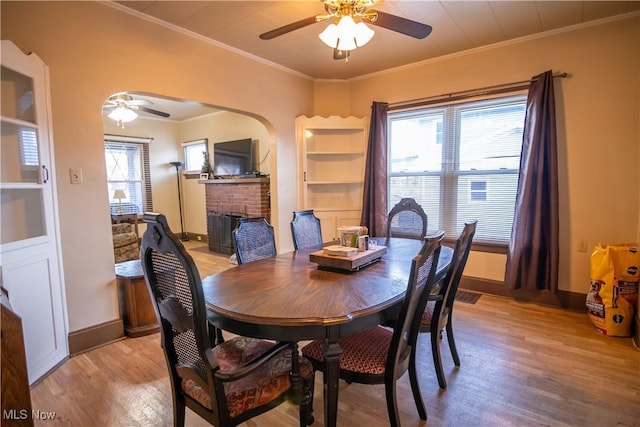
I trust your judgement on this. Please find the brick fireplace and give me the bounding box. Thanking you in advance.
[202,177,270,254]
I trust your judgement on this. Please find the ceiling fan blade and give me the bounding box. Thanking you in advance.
[368,10,432,39]
[333,49,350,60]
[259,15,321,40]
[138,106,170,118]
[126,99,152,106]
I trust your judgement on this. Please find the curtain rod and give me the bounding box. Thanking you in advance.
[104,134,154,143]
[388,72,568,111]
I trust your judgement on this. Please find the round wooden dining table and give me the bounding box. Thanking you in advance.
[201,237,452,427]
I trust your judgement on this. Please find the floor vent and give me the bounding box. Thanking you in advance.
[455,290,482,304]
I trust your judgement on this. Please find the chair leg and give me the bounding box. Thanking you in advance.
[431,329,447,389]
[446,320,460,367]
[173,394,186,427]
[408,344,428,420]
[385,380,402,427]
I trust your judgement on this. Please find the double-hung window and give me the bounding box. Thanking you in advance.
[183,139,207,173]
[104,136,152,215]
[388,94,527,246]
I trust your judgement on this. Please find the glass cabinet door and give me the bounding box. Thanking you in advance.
[1,65,46,244]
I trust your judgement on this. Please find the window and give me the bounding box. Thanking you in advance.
[388,95,527,245]
[183,139,207,172]
[470,181,487,201]
[19,127,39,166]
[105,136,152,215]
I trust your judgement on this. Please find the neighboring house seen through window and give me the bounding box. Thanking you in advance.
[105,136,152,215]
[388,94,527,245]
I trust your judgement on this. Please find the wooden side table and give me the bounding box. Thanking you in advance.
[115,260,159,337]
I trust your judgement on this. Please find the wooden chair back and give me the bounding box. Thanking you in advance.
[141,213,315,427]
[232,217,276,264]
[140,213,221,425]
[302,232,443,426]
[387,198,428,239]
[385,231,443,384]
[420,220,477,389]
[290,210,323,250]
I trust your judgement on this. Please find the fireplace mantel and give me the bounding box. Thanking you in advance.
[199,177,269,185]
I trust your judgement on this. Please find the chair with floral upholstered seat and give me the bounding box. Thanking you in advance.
[140,213,314,427]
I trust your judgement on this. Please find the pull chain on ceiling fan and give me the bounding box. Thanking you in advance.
[259,0,432,60]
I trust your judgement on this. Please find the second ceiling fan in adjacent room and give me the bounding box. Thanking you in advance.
[104,94,170,127]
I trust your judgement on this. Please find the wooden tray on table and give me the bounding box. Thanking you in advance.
[310,245,387,272]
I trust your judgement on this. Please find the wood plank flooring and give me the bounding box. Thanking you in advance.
[29,242,640,426]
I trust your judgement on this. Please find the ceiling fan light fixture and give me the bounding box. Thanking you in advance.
[108,105,138,125]
[319,15,374,51]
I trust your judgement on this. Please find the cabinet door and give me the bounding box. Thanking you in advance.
[1,41,67,384]
[315,210,363,242]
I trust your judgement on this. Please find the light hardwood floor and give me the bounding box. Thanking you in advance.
[30,242,640,426]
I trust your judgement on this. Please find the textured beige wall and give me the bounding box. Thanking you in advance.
[313,80,353,117]
[336,16,639,294]
[179,111,272,237]
[1,1,312,332]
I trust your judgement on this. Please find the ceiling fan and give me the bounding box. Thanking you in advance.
[259,0,432,60]
[104,94,170,119]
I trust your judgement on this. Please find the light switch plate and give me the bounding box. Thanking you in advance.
[69,168,83,184]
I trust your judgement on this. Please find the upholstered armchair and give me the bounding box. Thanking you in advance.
[112,222,139,263]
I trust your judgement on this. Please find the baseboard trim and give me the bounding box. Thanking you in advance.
[460,276,587,311]
[171,232,208,244]
[68,319,125,356]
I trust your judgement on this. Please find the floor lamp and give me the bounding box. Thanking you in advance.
[170,161,188,241]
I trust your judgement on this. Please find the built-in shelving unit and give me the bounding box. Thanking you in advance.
[296,115,369,242]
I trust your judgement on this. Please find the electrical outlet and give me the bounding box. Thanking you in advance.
[196,236,202,241]
[578,240,588,253]
[69,168,83,184]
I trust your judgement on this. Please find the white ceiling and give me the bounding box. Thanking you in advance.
[105,0,640,120]
[114,0,640,80]
[103,92,222,122]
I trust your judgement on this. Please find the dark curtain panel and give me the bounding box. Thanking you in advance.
[505,70,559,291]
[360,102,389,236]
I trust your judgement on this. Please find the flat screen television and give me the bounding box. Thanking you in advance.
[213,138,254,177]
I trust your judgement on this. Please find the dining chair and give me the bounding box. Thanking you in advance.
[387,198,428,240]
[231,217,277,264]
[301,231,444,426]
[290,210,323,250]
[140,213,314,427]
[420,220,477,390]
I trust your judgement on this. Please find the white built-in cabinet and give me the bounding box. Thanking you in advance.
[296,115,369,242]
[1,40,67,384]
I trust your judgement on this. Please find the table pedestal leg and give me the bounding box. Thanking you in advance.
[323,339,343,427]
[289,342,301,404]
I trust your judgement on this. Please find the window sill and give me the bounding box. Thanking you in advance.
[443,239,507,255]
